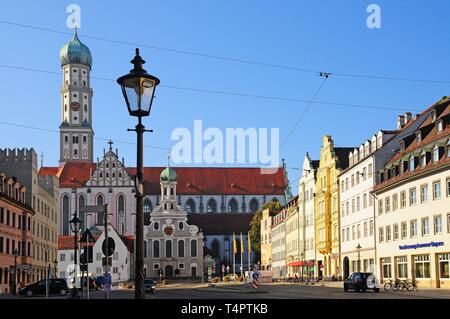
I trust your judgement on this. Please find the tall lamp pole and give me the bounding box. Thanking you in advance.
[12,248,18,295]
[117,48,160,299]
[53,259,58,278]
[356,243,362,272]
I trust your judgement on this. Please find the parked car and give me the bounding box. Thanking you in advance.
[19,278,70,297]
[344,272,380,292]
[144,278,156,294]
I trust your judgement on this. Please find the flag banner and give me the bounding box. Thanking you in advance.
[233,232,237,254]
[248,231,251,253]
[240,232,244,253]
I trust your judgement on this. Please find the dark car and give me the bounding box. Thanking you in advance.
[344,272,380,292]
[19,278,70,297]
[144,278,156,294]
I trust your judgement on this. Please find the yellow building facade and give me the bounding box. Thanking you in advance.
[260,208,273,271]
[315,136,352,280]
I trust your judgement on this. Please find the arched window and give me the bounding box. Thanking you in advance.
[153,240,160,258]
[206,198,217,213]
[78,194,86,228]
[249,198,259,213]
[190,240,197,257]
[211,239,220,258]
[185,198,196,213]
[178,240,185,258]
[271,197,279,203]
[96,194,104,224]
[178,221,184,230]
[62,194,70,235]
[165,240,172,258]
[118,195,125,235]
[228,198,238,213]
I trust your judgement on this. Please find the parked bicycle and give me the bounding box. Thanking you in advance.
[384,279,418,292]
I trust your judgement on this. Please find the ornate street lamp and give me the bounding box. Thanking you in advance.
[53,259,58,279]
[69,214,81,298]
[117,48,160,299]
[356,243,362,272]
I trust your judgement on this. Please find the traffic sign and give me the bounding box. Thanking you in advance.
[79,229,96,244]
[102,237,115,257]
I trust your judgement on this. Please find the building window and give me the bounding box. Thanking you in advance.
[190,240,197,258]
[397,256,408,279]
[363,193,367,209]
[420,184,428,203]
[393,224,399,240]
[363,222,368,237]
[96,253,102,261]
[357,224,361,239]
[206,199,217,213]
[410,220,418,237]
[179,263,185,269]
[401,222,407,239]
[369,220,374,236]
[409,188,417,205]
[368,164,373,178]
[386,226,391,241]
[409,156,415,172]
[433,181,441,200]
[165,240,172,258]
[447,178,450,197]
[113,252,119,261]
[414,255,430,278]
[385,197,391,213]
[400,191,406,208]
[421,218,430,236]
[379,228,384,243]
[178,240,185,258]
[420,153,427,167]
[178,221,184,230]
[439,254,450,279]
[378,199,383,215]
[351,174,355,187]
[433,146,440,162]
[434,215,442,234]
[448,213,450,233]
[437,120,444,132]
[153,221,159,231]
[392,194,398,211]
[153,263,160,270]
[153,240,160,258]
[382,258,392,279]
[60,253,65,262]
[352,226,356,240]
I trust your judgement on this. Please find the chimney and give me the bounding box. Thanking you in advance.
[405,112,412,122]
[397,115,406,129]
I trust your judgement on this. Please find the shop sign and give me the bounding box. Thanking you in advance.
[399,241,444,250]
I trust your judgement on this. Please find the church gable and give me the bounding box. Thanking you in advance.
[86,143,133,187]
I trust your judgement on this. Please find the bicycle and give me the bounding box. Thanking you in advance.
[406,280,418,292]
[384,279,401,291]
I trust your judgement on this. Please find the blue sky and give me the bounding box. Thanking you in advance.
[1,0,450,194]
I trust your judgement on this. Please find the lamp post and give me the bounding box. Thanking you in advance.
[12,248,18,295]
[53,259,58,278]
[300,252,304,282]
[117,48,160,299]
[69,214,81,299]
[356,243,362,272]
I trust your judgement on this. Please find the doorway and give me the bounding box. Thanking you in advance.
[343,257,350,279]
[164,265,174,278]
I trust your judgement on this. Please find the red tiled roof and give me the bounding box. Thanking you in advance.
[58,236,77,250]
[43,164,286,195]
[39,167,60,177]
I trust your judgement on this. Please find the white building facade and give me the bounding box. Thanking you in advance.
[374,99,450,288]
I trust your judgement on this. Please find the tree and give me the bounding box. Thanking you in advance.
[248,200,282,263]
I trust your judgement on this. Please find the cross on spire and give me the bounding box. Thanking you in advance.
[108,139,114,151]
[167,152,171,167]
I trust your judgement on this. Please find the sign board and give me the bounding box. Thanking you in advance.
[102,238,116,257]
[79,205,105,213]
[257,270,273,283]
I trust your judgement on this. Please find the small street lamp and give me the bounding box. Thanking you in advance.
[117,48,160,300]
[12,248,18,295]
[53,259,58,278]
[69,214,81,298]
[300,252,304,282]
[356,243,362,272]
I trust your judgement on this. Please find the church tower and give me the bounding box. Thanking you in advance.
[59,27,94,163]
[159,164,178,211]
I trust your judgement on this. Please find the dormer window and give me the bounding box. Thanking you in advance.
[447,140,450,157]
[409,155,415,172]
[437,120,444,132]
[416,131,422,143]
[400,141,405,151]
[420,151,427,167]
[433,145,440,162]
[431,110,436,122]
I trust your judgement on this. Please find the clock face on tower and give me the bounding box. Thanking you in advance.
[70,101,80,111]
[164,226,174,236]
